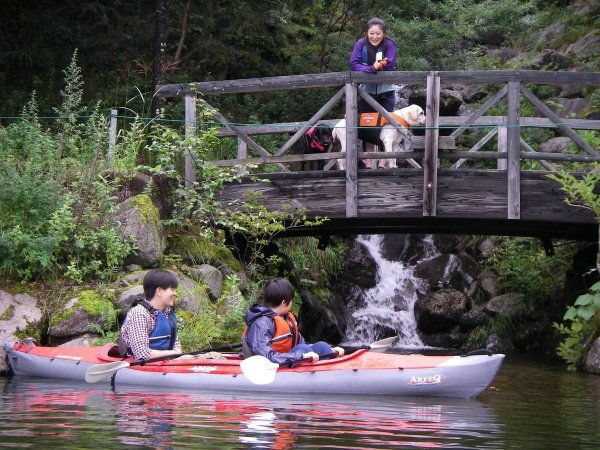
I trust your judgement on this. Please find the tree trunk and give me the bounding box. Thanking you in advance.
[151,0,166,117]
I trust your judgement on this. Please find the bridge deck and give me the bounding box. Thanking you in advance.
[217,169,598,241]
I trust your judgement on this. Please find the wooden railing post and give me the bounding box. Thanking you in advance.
[107,108,117,164]
[237,137,247,175]
[497,117,507,170]
[423,71,440,216]
[184,94,197,187]
[345,82,358,218]
[507,81,521,219]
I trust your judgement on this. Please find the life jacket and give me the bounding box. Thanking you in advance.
[305,125,332,152]
[242,311,300,356]
[118,299,177,357]
[357,112,409,145]
[359,112,409,129]
[271,312,300,353]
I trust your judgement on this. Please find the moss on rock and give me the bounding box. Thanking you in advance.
[168,234,243,272]
[50,290,116,327]
[131,194,160,225]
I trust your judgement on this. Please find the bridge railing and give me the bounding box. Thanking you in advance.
[156,70,600,219]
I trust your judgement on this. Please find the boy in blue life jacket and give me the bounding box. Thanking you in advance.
[118,269,192,360]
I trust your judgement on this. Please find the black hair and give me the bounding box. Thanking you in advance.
[366,18,386,35]
[262,278,294,308]
[143,269,178,300]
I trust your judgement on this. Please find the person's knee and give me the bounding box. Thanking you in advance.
[311,341,333,355]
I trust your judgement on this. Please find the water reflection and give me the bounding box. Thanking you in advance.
[0,376,503,449]
[3,358,600,449]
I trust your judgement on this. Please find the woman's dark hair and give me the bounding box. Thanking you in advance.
[143,269,178,300]
[365,18,386,35]
[262,278,294,308]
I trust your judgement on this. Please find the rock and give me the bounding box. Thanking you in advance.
[415,289,469,333]
[418,326,467,349]
[530,49,572,70]
[485,293,527,317]
[342,239,378,289]
[0,291,43,374]
[459,303,490,329]
[116,285,145,315]
[47,291,116,342]
[58,334,99,347]
[111,194,165,268]
[585,337,600,374]
[566,31,600,64]
[185,264,223,301]
[414,253,480,294]
[540,137,571,153]
[478,269,499,298]
[549,98,590,118]
[439,89,463,116]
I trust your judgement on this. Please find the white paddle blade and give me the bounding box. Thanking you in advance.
[240,355,279,385]
[84,361,130,383]
[369,336,397,353]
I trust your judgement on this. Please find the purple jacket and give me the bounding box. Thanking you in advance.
[349,37,397,95]
[349,37,398,73]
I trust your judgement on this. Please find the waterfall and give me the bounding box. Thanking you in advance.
[343,234,438,348]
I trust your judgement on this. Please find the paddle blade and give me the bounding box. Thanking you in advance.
[84,361,130,383]
[240,355,279,385]
[369,336,397,353]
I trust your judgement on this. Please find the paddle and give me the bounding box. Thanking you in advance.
[84,342,242,383]
[240,335,397,386]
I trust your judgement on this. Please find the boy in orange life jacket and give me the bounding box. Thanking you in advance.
[242,278,344,364]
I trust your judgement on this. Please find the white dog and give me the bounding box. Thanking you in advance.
[332,104,426,169]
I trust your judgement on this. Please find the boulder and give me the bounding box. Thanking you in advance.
[566,31,600,64]
[47,291,116,342]
[549,98,590,118]
[414,253,480,295]
[585,337,600,374]
[530,49,572,70]
[540,137,571,153]
[185,264,223,301]
[112,194,165,268]
[485,293,527,318]
[415,289,469,333]
[0,291,43,374]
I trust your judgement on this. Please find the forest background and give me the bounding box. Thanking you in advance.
[1,0,600,370]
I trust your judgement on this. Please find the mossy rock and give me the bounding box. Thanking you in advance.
[167,234,243,273]
[48,290,117,338]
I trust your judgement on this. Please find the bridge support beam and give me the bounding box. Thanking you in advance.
[507,81,521,219]
[345,83,358,217]
[423,72,440,216]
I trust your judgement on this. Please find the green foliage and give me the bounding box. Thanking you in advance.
[486,237,575,301]
[280,236,347,287]
[0,56,135,282]
[548,169,600,218]
[554,281,600,371]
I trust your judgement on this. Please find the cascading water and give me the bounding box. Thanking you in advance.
[343,234,439,348]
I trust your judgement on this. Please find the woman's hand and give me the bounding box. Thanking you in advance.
[333,346,345,357]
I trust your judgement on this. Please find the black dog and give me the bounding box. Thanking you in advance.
[300,124,333,171]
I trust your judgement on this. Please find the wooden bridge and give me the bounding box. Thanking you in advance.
[156,70,600,243]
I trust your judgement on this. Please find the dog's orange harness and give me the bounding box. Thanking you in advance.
[359,112,409,128]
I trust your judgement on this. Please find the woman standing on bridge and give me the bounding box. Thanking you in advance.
[349,17,398,114]
[348,18,398,169]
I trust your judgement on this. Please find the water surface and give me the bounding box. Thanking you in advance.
[1,356,599,449]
